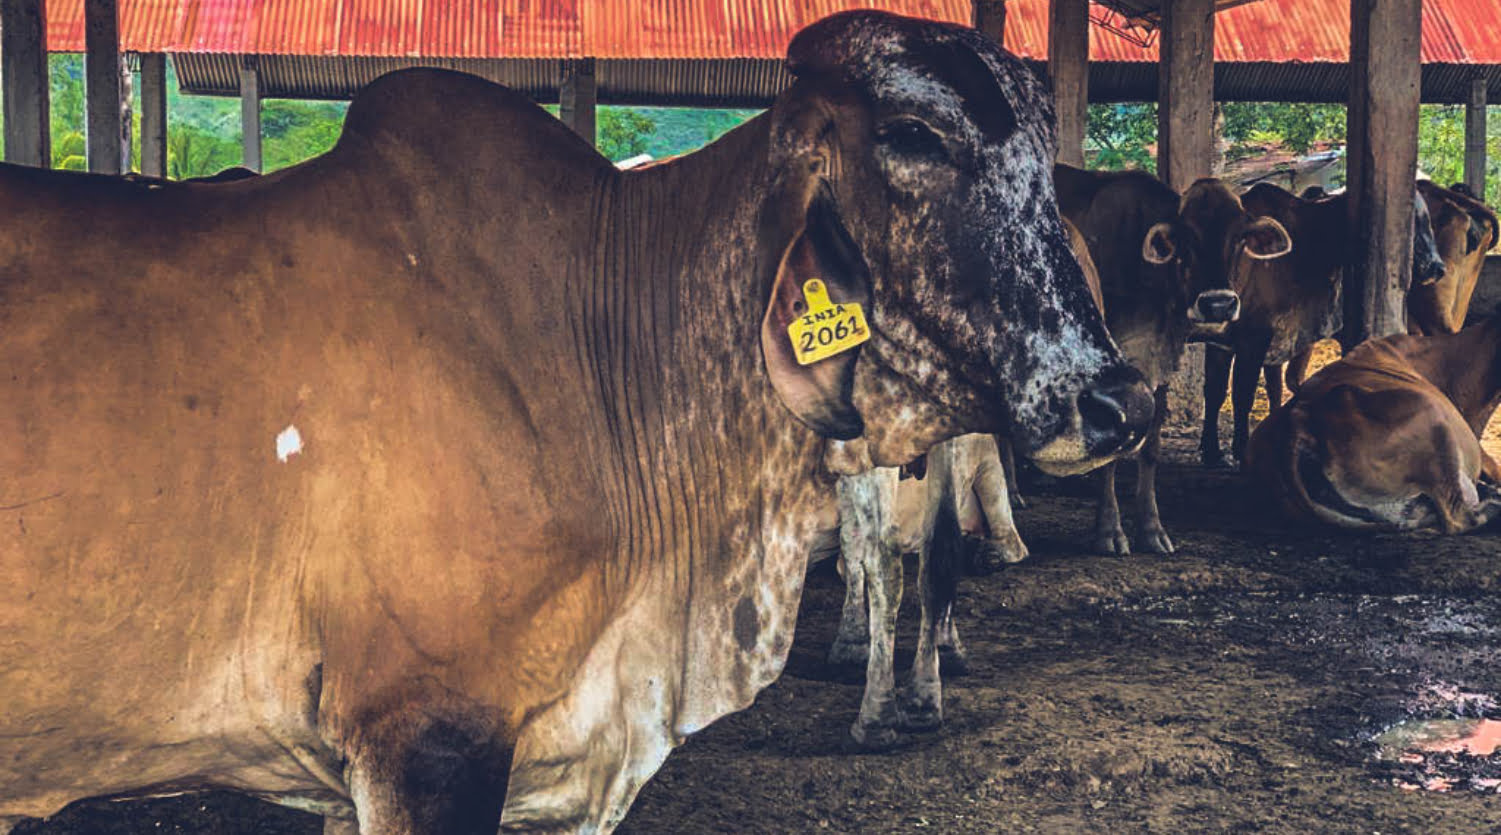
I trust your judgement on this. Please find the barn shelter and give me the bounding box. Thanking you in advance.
[0,0,1495,369]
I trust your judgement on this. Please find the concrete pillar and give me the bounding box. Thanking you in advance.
[140,54,168,178]
[972,0,1006,46]
[240,58,262,172]
[1344,0,1421,349]
[85,0,124,174]
[1466,78,1488,200]
[559,58,597,147]
[1157,0,1216,432]
[1048,0,1089,167]
[1,0,50,167]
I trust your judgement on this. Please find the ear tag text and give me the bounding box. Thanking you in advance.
[787,279,870,366]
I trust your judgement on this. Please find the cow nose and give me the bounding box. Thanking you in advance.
[1194,290,1241,323]
[1077,365,1155,459]
[1418,256,1446,286]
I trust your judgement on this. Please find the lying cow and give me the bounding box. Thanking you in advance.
[1058,166,1243,553]
[1408,179,1499,335]
[824,434,1022,747]
[1247,313,1501,532]
[0,11,1153,835]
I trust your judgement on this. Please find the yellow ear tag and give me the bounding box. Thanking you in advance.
[786,279,871,366]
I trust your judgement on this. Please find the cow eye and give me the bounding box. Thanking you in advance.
[875,118,947,160]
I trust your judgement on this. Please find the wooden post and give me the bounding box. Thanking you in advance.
[972,0,1006,45]
[1048,0,1089,167]
[1,0,50,167]
[1157,0,1216,431]
[140,53,168,178]
[85,0,123,174]
[559,58,597,147]
[1157,0,1215,191]
[119,55,134,172]
[1344,0,1421,349]
[240,57,262,172]
[1466,78,1488,199]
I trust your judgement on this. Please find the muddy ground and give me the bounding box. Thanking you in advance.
[20,401,1501,834]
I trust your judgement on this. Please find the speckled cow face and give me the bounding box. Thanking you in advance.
[758,11,1153,474]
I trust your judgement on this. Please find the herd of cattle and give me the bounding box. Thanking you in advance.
[820,158,1499,750]
[0,9,1497,835]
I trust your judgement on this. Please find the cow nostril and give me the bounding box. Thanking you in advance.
[1196,292,1241,323]
[1078,370,1155,458]
[1079,389,1126,438]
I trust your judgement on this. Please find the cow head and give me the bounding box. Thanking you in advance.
[758,11,1153,475]
[1143,179,1287,333]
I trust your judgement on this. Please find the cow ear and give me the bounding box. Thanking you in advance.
[761,189,872,440]
[1243,217,1293,260]
[1141,222,1176,265]
[1466,211,1495,255]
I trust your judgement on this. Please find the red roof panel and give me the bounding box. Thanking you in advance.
[41,0,1501,65]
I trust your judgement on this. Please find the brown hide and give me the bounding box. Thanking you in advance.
[1409,180,1500,335]
[1248,317,1501,532]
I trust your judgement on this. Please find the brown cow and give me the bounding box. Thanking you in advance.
[1247,313,1501,532]
[0,12,1152,835]
[1059,168,1245,552]
[1208,184,1452,467]
[1408,179,1499,335]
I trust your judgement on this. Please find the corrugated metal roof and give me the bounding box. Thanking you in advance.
[44,0,1501,64]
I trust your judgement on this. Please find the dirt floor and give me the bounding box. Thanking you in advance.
[19,351,1501,834]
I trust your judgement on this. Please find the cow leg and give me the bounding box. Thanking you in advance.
[1264,363,1285,410]
[827,533,870,667]
[966,436,1028,573]
[1133,385,1174,554]
[903,448,962,731]
[837,469,903,749]
[1201,346,1233,468]
[1231,342,1271,466]
[1094,461,1129,555]
[935,603,971,677]
[996,435,1026,508]
[324,817,360,835]
[0,817,21,834]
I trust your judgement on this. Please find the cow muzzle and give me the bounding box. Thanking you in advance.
[1189,289,1241,326]
[1029,364,1155,476]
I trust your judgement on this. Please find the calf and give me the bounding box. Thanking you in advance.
[1408,179,1499,335]
[1059,168,1245,551]
[824,216,1106,747]
[825,434,1023,747]
[1248,313,1501,532]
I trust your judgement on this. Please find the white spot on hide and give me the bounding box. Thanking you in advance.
[276,425,303,462]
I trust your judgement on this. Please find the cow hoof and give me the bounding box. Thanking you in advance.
[850,720,899,751]
[899,699,943,732]
[1095,528,1131,556]
[1010,492,1028,509]
[967,537,1026,575]
[939,645,971,677]
[1135,526,1175,555]
[826,637,869,667]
